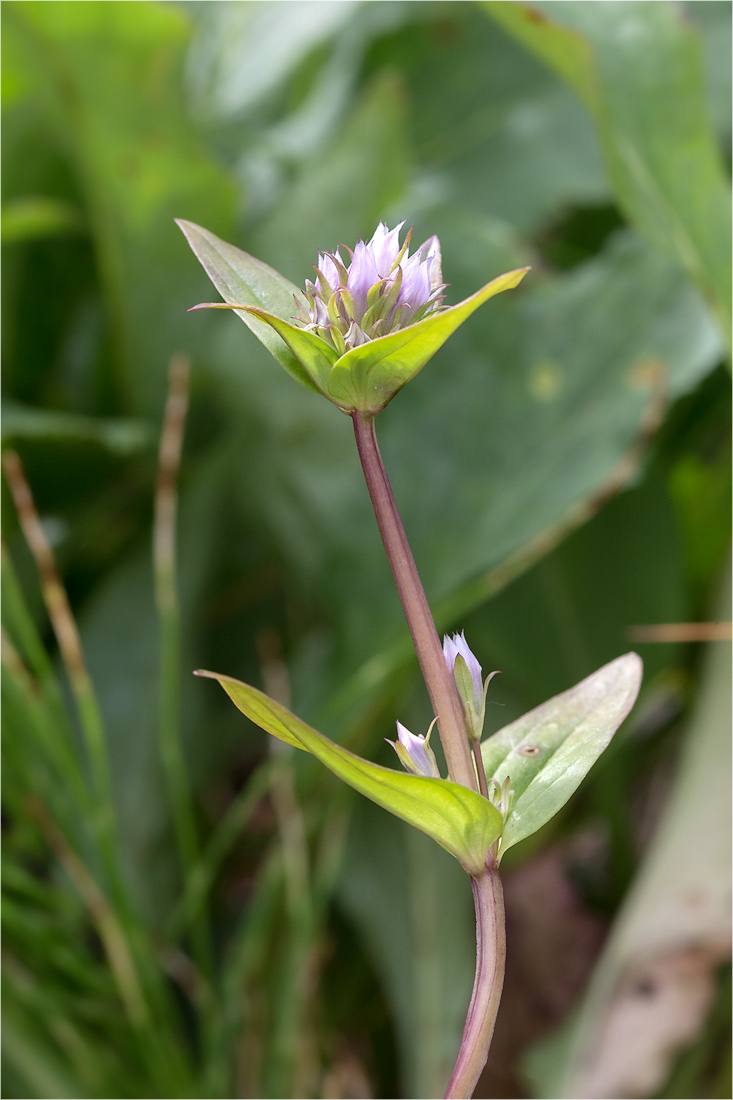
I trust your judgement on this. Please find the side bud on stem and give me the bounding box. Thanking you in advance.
[387,718,441,779]
[443,632,500,800]
[443,631,499,744]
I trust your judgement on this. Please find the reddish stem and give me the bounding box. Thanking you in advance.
[445,866,506,1099]
[351,411,476,790]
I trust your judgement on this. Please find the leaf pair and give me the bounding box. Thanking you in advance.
[198,652,641,874]
[177,219,528,416]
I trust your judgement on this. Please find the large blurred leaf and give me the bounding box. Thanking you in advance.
[486,0,732,343]
[4,0,237,413]
[249,68,411,279]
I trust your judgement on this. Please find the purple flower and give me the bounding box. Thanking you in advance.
[295,221,445,353]
[387,719,441,779]
[443,631,483,713]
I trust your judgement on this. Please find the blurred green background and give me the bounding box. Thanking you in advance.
[2,2,730,1098]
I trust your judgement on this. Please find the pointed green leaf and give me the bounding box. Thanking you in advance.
[326,267,529,414]
[176,219,323,395]
[481,653,642,856]
[196,670,502,875]
[240,307,342,403]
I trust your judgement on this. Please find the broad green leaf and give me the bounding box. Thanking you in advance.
[176,219,324,396]
[196,669,503,875]
[482,653,642,855]
[326,267,529,414]
[485,0,732,346]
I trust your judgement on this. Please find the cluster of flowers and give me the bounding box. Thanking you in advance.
[294,221,445,353]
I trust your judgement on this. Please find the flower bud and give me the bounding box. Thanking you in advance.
[294,221,445,352]
[387,719,441,779]
[443,631,498,743]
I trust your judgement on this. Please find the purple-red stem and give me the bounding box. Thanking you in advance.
[351,411,476,790]
[445,866,506,1098]
[351,410,505,1099]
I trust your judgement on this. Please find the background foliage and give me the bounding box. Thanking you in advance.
[2,2,730,1098]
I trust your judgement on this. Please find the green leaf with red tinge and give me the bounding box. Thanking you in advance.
[481,653,643,856]
[176,219,325,395]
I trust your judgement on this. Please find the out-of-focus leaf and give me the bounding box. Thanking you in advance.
[687,1,733,141]
[482,653,643,855]
[249,70,410,280]
[2,402,152,454]
[1,196,83,243]
[486,0,732,342]
[197,668,503,875]
[5,1,237,413]
[1,1013,83,1100]
[187,0,362,125]
[526,570,731,1098]
[459,458,693,724]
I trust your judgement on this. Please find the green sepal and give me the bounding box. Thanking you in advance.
[235,307,342,402]
[176,219,326,396]
[196,670,503,875]
[481,653,642,857]
[452,653,480,738]
[326,267,529,414]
